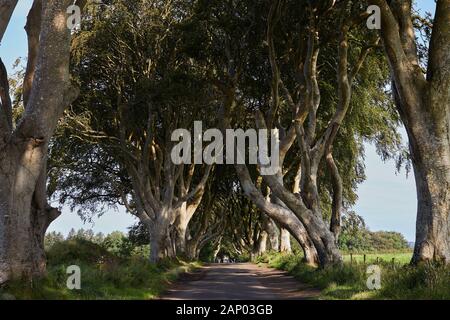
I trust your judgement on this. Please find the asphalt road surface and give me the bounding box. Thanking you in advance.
[161,263,320,300]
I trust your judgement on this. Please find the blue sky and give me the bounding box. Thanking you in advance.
[0,1,436,240]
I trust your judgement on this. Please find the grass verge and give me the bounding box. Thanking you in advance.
[257,252,450,300]
[0,239,201,300]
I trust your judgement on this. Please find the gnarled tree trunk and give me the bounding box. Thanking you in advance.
[173,184,206,256]
[0,0,78,283]
[279,228,292,253]
[264,218,279,251]
[149,226,168,263]
[254,230,268,256]
[405,91,450,263]
[371,0,450,264]
[0,149,59,282]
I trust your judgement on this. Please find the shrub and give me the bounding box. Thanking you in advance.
[47,239,119,266]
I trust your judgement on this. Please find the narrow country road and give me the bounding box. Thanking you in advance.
[161,263,320,300]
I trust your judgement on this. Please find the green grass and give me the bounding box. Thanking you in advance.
[343,252,412,265]
[257,252,450,300]
[0,239,200,300]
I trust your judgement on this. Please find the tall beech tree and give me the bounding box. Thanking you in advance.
[0,0,83,283]
[189,0,396,267]
[52,0,213,262]
[369,0,450,264]
[255,0,381,266]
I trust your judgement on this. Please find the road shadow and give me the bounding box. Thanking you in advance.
[160,263,321,300]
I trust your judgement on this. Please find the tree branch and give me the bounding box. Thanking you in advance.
[0,57,12,134]
[23,0,42,108]
[0,0,18,44]
[15,0,77,140]
[368,0,426,112]
[427,0,450,85]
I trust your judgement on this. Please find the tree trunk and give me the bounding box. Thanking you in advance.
[0,145,59,283]
[173,201,200,256]
[173,205,188,255]
[0,0,79,283]
[235,165,323,266]
[254,113,340,266]
[279,228,292,253]
[254,231,268,256]
[147,208,175,263]
[174,226,187,256]
[407,105,450,264]
[368,0,450,265]
[0,0,18,43]
[263,172,342,267]
[149,226,168,264]
[326,151,343,242]
[212,241,221,262]
[264,218,279,251]
[186,240,198,260]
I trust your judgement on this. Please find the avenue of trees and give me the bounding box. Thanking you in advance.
[0,0,448,283]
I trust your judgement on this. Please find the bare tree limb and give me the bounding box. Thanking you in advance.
[427,0,450,84]
[0,58,12,133]
[0,0,18,44]
[15,0,78,140]
[23,0,42,108]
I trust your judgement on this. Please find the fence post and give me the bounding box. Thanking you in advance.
[350,253,353,265]
[363,254,366,264]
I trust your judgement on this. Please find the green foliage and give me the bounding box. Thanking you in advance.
[338,211,371,252]
[101,231,135,258]
[338,212,410,252]
[46,229,149,259]
[44,231,65,250]
[50,0,219,223]
[368,231,410,252]
[46,239,118,266]
[128,223,150,247]
[47,0,410,261]
[198,242,216,262]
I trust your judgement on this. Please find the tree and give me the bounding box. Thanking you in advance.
[128,166,227,260]
[181,0,403,267]
[256,0,385,267]
[338,211,371,252]
[102,231,133,257]
[0,0,83,283]
[44,231,65,250]
[368,231,409,252]
[369,0,450,264]
[67,228,77,240]
[52,0,213,263]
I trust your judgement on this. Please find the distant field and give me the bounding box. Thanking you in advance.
[343,252,412,265]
